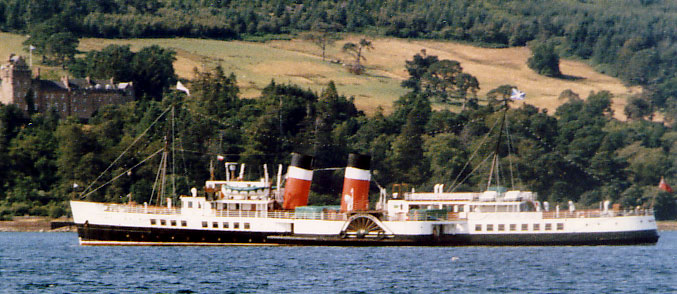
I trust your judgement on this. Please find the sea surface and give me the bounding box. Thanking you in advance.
[1,231,676,293]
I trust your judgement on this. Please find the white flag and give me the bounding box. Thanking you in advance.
[176,81,190,96]
[510,88,526,100]
[29,45,36,51]
[72,183,79,189]
[217,155,225,161]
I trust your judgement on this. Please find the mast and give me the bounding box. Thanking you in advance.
[159,136,169,205]
[487,99,509,190]
[171,106,176,199]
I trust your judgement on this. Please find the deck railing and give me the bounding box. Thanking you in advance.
[104,204,180,215]
[103,203,654,222]
[541,209,654,219]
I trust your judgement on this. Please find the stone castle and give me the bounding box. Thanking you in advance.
[0,54,134,119]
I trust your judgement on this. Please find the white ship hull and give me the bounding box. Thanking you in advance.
[70,200,659,246]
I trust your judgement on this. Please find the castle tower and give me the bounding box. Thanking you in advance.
[0,54,32,108]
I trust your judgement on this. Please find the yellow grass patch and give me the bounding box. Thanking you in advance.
[2,32,637,118]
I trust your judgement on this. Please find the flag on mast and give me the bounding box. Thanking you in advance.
[217,155,225,161]
[659,176,673,193]
[176,81,190,96]
[510,88,526,100]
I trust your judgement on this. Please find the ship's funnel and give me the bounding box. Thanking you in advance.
[282,153,314,210]
[341,153,371,212]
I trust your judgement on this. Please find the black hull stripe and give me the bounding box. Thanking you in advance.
[77,224,658,246]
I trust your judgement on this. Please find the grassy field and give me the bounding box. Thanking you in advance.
[1,32,637,117]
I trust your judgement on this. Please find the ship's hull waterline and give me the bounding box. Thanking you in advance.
[76,223,659,246]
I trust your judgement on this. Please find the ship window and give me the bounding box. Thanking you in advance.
[211,203,216,209]
[160,219,166,225]
[150,219,156,225]
[223,222,229,228]
[486,224,494,231]
[498,224,505,231]
[181,221,187,227]
[521,224,528,231]
[557,223,564,230]
[509,224,516,231]
[244,223,250,229]
[170,220,176,226]
[533,224,540,231]
[213,222,218,228]
[545,223,552,230]
[458,206,464,212]
[187,201,192,208]
[202,221,208,228]
[475,224,482,231]
[234,222,240,229]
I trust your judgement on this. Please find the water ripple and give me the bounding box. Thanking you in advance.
[0,232,675,293]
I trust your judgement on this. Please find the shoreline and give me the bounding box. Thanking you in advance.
[0,217,76,232]
[1,217,676,233]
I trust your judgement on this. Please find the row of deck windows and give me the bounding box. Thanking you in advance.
[475,223,564,232]
[150,219,251,230]
[150,219,187,227]
[201,221,250,230]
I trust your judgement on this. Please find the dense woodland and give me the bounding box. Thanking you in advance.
[2,0,677,120]
[1,48,677,220]
[0,0,677,219]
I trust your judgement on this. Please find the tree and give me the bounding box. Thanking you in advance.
[402,50,439,91]
[131,45,177,100]
[71,45,135,81]
[302,23,342,62]
[486,85,518,109]
[624,95,653,121]
[45,32,79,67]
[419,59,479,108]
[24,21,79,67]
[342,38,373,74]
[527,42,561,77]
[421,59,462,101]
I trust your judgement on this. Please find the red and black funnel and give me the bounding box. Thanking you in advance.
[341,153,371,212]
[282,153,314,210]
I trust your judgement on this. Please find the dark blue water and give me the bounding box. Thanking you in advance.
[1,232,675,293]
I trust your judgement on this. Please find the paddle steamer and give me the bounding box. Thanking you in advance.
[71,152,658,246]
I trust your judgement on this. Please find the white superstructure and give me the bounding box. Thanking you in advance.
[71,174,658,246]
